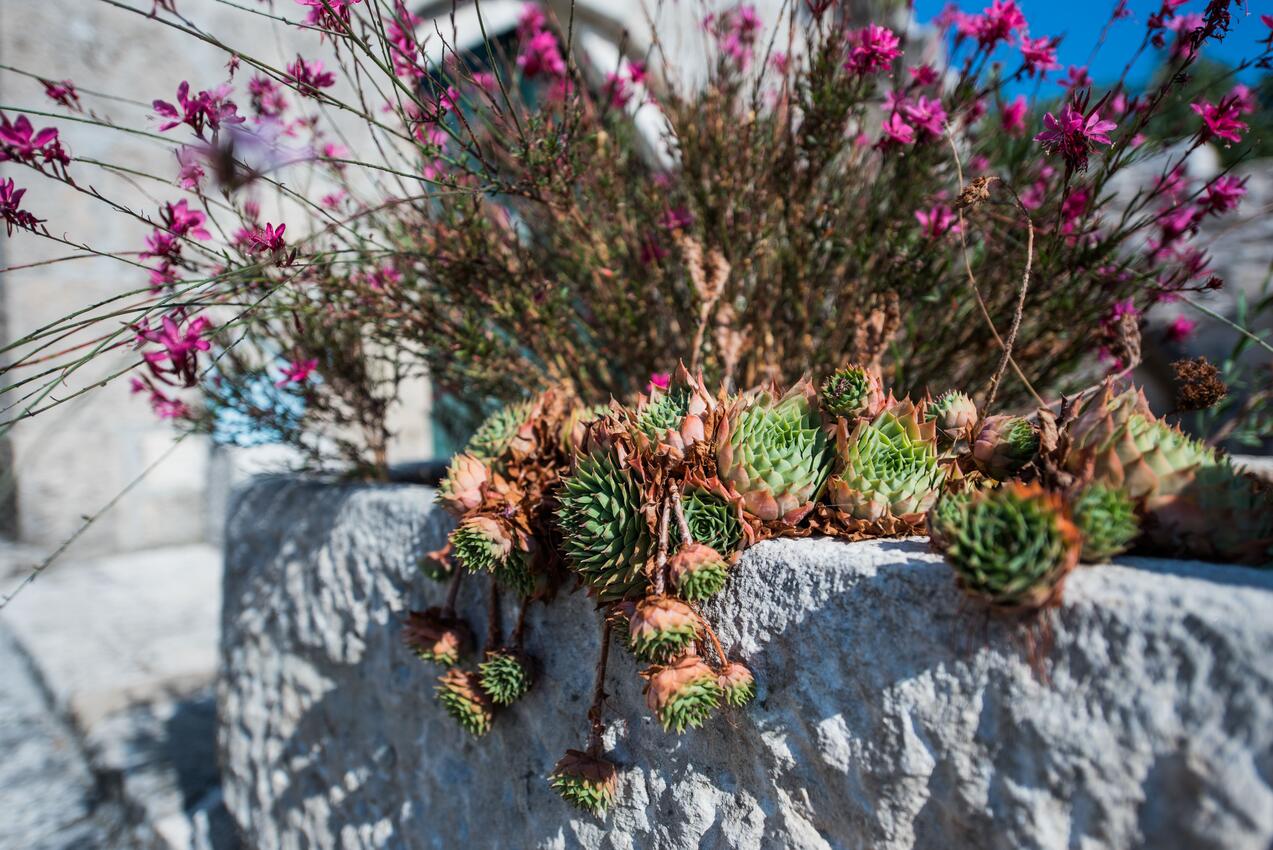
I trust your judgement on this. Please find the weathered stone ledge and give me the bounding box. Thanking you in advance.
[218,476,1273,850]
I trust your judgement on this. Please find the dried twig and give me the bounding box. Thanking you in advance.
[585,617,613,756]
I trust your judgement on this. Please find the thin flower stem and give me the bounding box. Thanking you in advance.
[512,596,532,650]
[1177,295,1273,357]
[983,183,1035,414]
[653,497,671,595]
[670,482,692,545]
[486,579,502,651]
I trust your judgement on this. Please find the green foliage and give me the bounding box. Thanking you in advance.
[674,489,743,554]
[1071,484,1140,563]
[478,651,533,706]
[557,453,650,600]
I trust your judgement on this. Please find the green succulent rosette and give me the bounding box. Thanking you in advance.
[717,382,831,522]
[828,400,946,520]
[435,668,493,737]
[644,656,724,734]
[973,415,1040,480]
[635,385,693,439]
[944,483,1081,609]
[819,365,884,420]
[549,750,618,816]
[478,650,533,706]
[1071,483,1139,563]
[672,488,743,554]
[557,452,650,600]
[465,400,533,463]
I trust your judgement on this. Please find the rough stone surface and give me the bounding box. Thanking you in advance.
[218,476,1273,850]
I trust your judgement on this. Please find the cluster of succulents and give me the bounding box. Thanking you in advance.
[410,365,1271,818]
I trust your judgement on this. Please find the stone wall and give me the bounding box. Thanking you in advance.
[218,476,1273,850]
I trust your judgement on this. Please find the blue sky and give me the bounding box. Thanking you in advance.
[912,0,1270,93]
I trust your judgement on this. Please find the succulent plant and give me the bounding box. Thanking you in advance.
[819,365,886,420]
[674,489,743,554]
[450,515,514,573]
[437,452,490,515]
[561,403,611,453]
[466,400,534,463]
[631,366,715,456]
[926,390,978,447]
[478,650,533,706]
[557,452,650,600]
[549,750,618,815]
[717,662,756,708]
[717,382,831,522]
[435,668,494,736]
[1147,461,1273,566]
[926,487,977,552]
[942,483,1081,609]
[973,415,1040,479]
[827,400,946,520]
[1070,483,1139,563]
[403,609,470,666]
[628,596,702,662]
[668,542,730,602]
[643,654,723,733]
[636,385,694,439]
[1065,385,1217,501]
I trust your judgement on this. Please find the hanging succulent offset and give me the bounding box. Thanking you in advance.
[411,368,1270,819]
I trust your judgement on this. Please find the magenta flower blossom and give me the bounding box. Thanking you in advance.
[706,6,761,68]
[296,0,362,31]
[1001,95,1028,135]
[660,207,693,231]
[1165,316,1196,343]
[517,30,567,78]
[1190,98,1247,145]
[603,73,632,110]
[902,96,947,139]
[1202,176,1246,215]
[973,0,1027,48]
[1156,204,1201,245]
[908,64,939,86]
[162,200,211,240]
[0,178,43,236]
[628,61,648,87]
[248,76,288,118]
[41,79,81,112]
[647,372,671,393]
[153,82,243,136]
[385,1,425,80]
[915,204,959,239]
[131,377,190,420]
[175,145,205,190]
[135,312,212,387]
[1060,65,1091,91]
[1034,104,1117,173]
[0,114,70,170]
[844,24,901,75]
[878,112,916,147]
[140,229,181,262]
[287,57,336,97]
[277,358,319,387]
[248,222,288,254]
[1108,298,1138,323]
[1019,35,1060,77]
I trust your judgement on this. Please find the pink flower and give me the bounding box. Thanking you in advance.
[140,229,182,262]
[320,190,346,209]
[709,6,762,69]
[517,30,567,78]
[1228,84,1257,115]
[915,204,959,239]
[1165,315,1196,343]
[1202,175,1246,215]
[628,61,648,86]
[1034,103,1117,172]
[1108,298,1139,323]
[41,79,81,112]
[902,96,946,139]
[844,24,901,75]
[603,72,631,109]
[134,312,212,387]
[247,222,290,261]
[1060,65,1091,90]
[175,145,205,190]
[1190,97,1248,145]
[131,377,191,420]
[878,112,915,146]
[517,4,548,39]
[0,114,70,170]
[162,200,211,240]
[287,57,336,97]
[248,76,288,118]
[385,1,425,79]
[660,207,693,231]
[295,0,361,31]
[1019,35,1059,77]
[0,178,43,236]
[974,0,1027,48]
[647,372,671,393]
[1001,95,1028,135]
[153,82,243,136]
[276,358,318,387]
[908,64,939,86]
[1156,204,1201,246]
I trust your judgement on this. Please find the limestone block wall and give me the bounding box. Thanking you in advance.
[217,476,1273,850]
